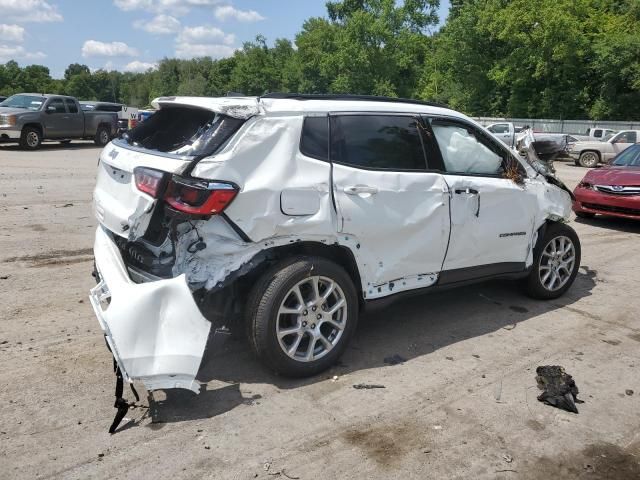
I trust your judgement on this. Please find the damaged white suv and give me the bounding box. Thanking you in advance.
[90,94,580,394]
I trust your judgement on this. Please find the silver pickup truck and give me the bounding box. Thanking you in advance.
[0,93,118,150]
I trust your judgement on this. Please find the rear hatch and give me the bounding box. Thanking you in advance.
[93,98,256,240]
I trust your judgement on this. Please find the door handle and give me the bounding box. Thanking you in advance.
[454,188,479,195]
[344,185,379,195]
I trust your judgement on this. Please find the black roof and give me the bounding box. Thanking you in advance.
[260,92,448,109]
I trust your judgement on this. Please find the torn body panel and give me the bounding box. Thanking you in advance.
[90,225,210,393]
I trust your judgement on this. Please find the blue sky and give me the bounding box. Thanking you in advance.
[1,0,450,78]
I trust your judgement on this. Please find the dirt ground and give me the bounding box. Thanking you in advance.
[1,141,639,480]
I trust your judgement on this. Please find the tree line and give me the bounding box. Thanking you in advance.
[1,0,638,120]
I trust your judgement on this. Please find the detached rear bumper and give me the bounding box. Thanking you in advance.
[90,226,211,393]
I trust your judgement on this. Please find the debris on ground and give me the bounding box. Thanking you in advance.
[502,454,513,463]
[0,275,9,280]
[625,389,634,396]
[353,384,385,390]
[383,354,406,365]
[535,365,582,413]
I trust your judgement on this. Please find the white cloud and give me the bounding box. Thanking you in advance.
[81,40,139,58]
[214,5,264,22]
[177,25,234,45]
[114,0,221,15]
[175,42,235,59]
[0,0,63,23]
[0,44,46,62]
[0,24,25,43]
[124,60,159,72]
[133,14,180,34]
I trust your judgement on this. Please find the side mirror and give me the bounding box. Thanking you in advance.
[46,105,56,113]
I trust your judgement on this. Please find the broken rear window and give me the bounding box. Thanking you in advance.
[124,106,245,156]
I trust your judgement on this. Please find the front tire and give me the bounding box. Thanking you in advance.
[94,126,110,146]
[247,256,358,377]
[579,151,599,168]
[525,223,581,300]
[20,127,42,150]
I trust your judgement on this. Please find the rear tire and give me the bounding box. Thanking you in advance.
[20,126,41,150]
[525,223,581,300]
[94,126,110,147]
[246,256,358,377]
[579,151,599,168]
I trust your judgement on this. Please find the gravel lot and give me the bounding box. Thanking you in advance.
[1,141,639,480]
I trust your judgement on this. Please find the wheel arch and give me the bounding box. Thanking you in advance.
[22,123,43,137]
[197,240,365,328]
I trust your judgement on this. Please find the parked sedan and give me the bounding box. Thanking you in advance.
[573,143,640,220]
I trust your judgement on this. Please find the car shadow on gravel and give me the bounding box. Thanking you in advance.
[574,215,640,234]
[149,267,597,424]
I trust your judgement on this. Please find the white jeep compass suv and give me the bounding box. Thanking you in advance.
[90,94,580,394]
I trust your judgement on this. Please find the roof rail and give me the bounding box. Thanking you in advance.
[259,92,448,109]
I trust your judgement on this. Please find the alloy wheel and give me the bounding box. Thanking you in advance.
[539,235,576,291]
[276,276,347,362]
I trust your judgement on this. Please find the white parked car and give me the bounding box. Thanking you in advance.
[568,130,640,167]
[90,94,581,395]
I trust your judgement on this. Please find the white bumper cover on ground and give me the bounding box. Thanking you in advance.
[90,226,211,393]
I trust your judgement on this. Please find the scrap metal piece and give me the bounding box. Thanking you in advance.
[535,365,581,413]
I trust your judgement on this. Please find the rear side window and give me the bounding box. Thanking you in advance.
[331,115,427,170]
[300,116,328,161]
[65,99,78,113]
[124,107,245,156]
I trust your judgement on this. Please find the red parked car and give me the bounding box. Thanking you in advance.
[573,143,640,220]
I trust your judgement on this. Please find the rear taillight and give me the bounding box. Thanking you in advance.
[134,167,167,198]
[164,176,238,216]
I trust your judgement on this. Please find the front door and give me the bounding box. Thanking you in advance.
[427,117,538,281]
[330,114,450,297]
[42,97,68,138]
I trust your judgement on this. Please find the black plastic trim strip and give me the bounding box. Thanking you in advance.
[220,212,252,243]
[437,262,527,285]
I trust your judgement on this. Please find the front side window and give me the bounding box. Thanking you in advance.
[612,131,637,144]
[65,99,78,113]
[431,121,504,175]
[47,98,66,114]
[612,144,640,166]
[331,115,426,170]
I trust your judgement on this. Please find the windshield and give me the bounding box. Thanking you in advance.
[124,106,245,156]
[0,94,45,110]
[612,145,640,167]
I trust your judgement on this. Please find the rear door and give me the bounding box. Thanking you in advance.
[42,97,68,138]
[63,98,84,137]
[426,117,538,280]
[330,113,450,295]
